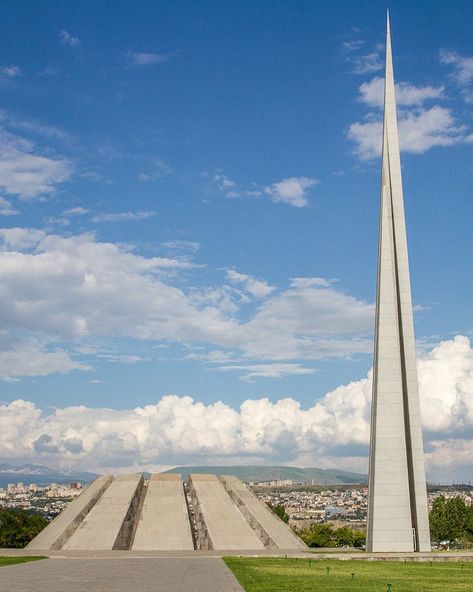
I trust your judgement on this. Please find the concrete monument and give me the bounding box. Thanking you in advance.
[366,14,431,552]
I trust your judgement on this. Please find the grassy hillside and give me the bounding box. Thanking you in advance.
[162,465,366,484]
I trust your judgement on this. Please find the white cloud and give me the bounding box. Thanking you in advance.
[0,337,89,378]
[213,172,320,206]
[239,278,373,360]
[2,336,471,480]
[349,106,468,160]
[263,177,319,208]
[342,40,365,52]
[225,268,275,299]
[440,49,473,102]
[352,53,383,75]
[218,363,316,382]
[0,228,374,363]
[162,240,200,253]
[0,65,22,78]
[213,173,236,189]
[359,77,445,108]
[91,211,155,223]
[0,129,72,199]
[0,196,18,216]
[63,207,89,216]
[138,159,172,181]
[127,52,171,67]
[0,111,71,141]
[0,228,230,343]
[186,350,236,364]
[59,30,80,49]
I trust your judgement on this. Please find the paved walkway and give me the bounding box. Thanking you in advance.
[0,557,245,592]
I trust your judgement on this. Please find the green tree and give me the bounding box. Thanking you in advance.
[465,502,473,540]
[299,523,335,547]
[429,496,468,544]
[0,508,49,548]
[298,523,366,548]
[266,503,289,524]
[333,526,366,548]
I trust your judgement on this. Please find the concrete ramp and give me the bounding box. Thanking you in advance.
[26,476,113,550]
[63,474,143,550]
[132,474,194,550]
[189,474,264,550]
[221,475,307,550]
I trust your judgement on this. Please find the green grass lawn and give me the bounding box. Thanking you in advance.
[0,556,47,567]
[224,557,473,591]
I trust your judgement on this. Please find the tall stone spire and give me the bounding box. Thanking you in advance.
[366,13,431,552]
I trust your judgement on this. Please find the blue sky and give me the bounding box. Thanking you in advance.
[0,1,472,480]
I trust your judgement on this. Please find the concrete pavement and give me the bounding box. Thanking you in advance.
[0,557,245,592]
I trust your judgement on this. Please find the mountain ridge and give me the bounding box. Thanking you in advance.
[0,463,98,488]
[162,465,367,484]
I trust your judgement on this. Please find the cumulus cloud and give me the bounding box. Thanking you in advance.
[0,129,72,199]
[0,336,473,479]
[349,106,468,160]
[0,228,373,365]
[59,30,80,49]
[264,177,319,207]
[2,336,471,480]
[239,278,373,360]
[127,52,171,67]
[352,53,383,75]
[212,172,319,206]
[225,268,275,299]
[0,336,89,379]
[0,196,18,216]
[359,77,445,108]
[440,49,473,102]
[349,73,471,160]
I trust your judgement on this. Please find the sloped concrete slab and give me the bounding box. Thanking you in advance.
[63,474,143,550]
[189,474,264,550]
[132,474,194,550]
[26,476,113,550]
[221,475,307,550]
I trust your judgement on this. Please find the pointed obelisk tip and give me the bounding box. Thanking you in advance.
[386,9,390,35]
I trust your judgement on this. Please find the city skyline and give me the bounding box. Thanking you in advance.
[0,1,472,481]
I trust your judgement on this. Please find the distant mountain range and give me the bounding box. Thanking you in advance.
[0,463,98,489]
[162,465,367,484]
[0,463,367,489]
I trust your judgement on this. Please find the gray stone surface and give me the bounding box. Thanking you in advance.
[190,474,264,550]
[221,475,307,550]
[26,476,113,550]
[63,474,143,550]
[367,14,430,553]
[0,557,244,591]
[132,474,194,550]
